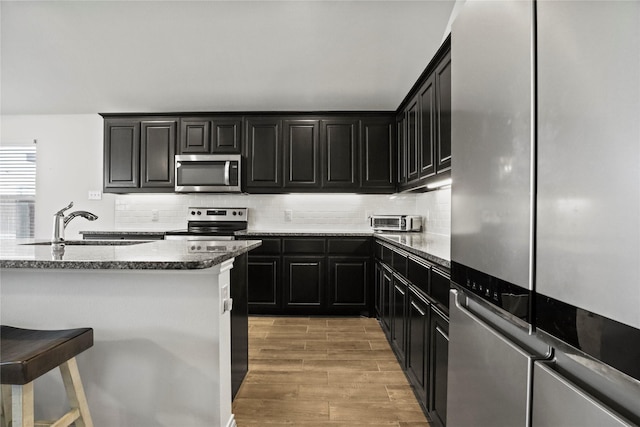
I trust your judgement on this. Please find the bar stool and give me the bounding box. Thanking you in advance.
[0,325,94,427]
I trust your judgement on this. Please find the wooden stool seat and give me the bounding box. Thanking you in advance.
[1,326,93,385]
[1,325,94,427]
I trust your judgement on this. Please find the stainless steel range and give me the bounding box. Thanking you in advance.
[165,207,248,241]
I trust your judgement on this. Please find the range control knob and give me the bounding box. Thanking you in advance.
[238,211,244,216]
[197,211,202,215]
[233,211,237,216]
[191,211,196,216]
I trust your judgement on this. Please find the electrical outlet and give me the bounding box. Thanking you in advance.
[284,209,293,222]
[151,209,159,222]
[88,190,102,200]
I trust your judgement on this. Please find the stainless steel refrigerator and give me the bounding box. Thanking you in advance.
[448,1,640,426]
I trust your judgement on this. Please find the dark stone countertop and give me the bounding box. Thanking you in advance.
[79,228,451,269]
[0,239,261,270]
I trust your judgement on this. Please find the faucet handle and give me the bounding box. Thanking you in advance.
[55,201,74,216]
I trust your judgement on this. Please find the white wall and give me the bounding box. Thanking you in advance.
[1,114,116,239]
[1,114,451,239]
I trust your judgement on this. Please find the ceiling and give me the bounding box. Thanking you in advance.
[1,1,455,115]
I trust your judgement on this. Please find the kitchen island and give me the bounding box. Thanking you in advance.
[0,239,261,427]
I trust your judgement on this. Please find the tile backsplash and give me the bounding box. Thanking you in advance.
[114,189,451,236]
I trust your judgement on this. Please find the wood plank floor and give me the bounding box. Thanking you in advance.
[232,316,430,427]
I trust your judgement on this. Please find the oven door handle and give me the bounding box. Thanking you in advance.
[224,161,231,185]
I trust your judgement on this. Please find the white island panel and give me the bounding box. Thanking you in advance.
[1,261,236,427]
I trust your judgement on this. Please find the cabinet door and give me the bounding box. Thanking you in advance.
[283,120,320,189]
[391,275,408,364]
[179,118,211,153]
[381,266,393,333]
[104,120,140,189]
[247,255,281,313]
[245,118,282,189]
[396,113,406,186]
[406,98,420,182]
[419,75,436,178]
[140,120,176,188]
[435,52,452,174]
[321,119,359,189]
[212,118,242,153]
[429,307,449,427]
[407,288,430,405]
[284,256,325,310]
[375,263,384,318]
[328,256,369,313]
[361,118,395,191]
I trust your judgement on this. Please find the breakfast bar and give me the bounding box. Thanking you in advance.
[0,239,261,427]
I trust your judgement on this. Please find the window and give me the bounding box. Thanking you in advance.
[0,142,36,239]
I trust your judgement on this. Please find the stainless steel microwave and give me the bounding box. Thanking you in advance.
[175,154,241,192]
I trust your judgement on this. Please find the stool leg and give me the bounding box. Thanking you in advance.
[9,383,34,427]
[59,358,93,427]
[1,384,11,427]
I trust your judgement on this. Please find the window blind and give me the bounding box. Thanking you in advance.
[0,144,36,238]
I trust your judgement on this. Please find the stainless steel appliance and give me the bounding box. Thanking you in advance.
[369,215,422,232]
[165,206,250,400]
[165,207,248,240]
[449,1,640,426]
[175,154,241,193]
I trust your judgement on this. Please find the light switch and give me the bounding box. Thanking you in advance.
[88,190,102,200]
[284,209,293,222]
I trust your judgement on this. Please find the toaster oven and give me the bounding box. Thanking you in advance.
[369,215,422,232]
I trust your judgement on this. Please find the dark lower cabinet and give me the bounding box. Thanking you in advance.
[391,276,408,365]
[247,256,281,311]
[328,257,369,313]
[244,236,373,316]
[407,288,430,403]
[429,307,449,427]
[375,240,450,426]
[284,256,325,311]
[230,253,249,400]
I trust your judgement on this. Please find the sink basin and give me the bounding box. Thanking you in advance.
[21,240,150,246]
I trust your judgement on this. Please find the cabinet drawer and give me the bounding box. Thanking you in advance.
[431,268,451,311]
[327,238,371,255]
[392,248,409,278]
[283,238,326,254]
[408,257,431,295]
[249,238,281,255]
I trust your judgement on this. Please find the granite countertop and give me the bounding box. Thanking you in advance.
[79,228,451,269]
[0,239,261,270]
[240,229,450,268]
[374,232,451,269]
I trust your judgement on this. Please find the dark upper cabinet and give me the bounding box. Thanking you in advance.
[396,113,406,187]
[435,52,452,174]
[361,118,395,191]
[179,117,243,154]
[140,120,176,188]
[321,119,359,189]
[245,118,283,190]
[104,120,140,189]
[104,118,176,192]
[406,98,420,182]
[398,37,451,191]
[419,75,436,178]
[283,119,321,189]
[179,118,210,153]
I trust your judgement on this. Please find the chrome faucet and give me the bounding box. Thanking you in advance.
[52,201,99,244]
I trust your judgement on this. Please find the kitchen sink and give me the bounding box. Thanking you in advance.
[21,240,150,246]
